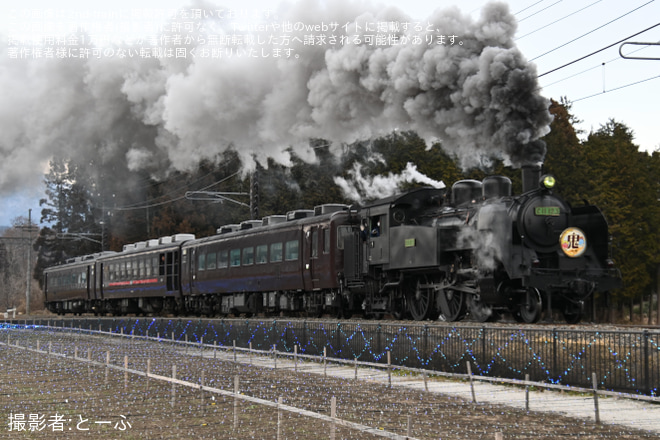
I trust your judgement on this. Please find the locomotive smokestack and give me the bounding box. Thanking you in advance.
[522,164,542,193]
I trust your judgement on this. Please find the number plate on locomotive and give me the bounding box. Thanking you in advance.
[534,206,560,216]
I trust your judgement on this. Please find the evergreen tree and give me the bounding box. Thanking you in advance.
[580,120,659,303]
[541,98,587,203]
[35,157,103,285]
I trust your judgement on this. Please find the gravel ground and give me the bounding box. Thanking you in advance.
[1,328,659,440]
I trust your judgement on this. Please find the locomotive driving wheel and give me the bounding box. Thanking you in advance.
[391,287,408,320]
[516,287,543,323]
[407,277,438,321]
[437,288,466,321]
[562,301,584,324]
[467,295,498,322]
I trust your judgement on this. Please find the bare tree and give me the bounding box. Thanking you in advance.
[0,216,41,314]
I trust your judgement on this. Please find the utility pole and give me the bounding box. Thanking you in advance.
[25,209,32,315]
[250,168,259,220]
[657,263,660,325]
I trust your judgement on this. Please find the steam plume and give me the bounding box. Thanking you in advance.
[334,162,445,203]
[0,0,551,203]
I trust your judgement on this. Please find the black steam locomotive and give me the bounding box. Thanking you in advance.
[44,166,621,324]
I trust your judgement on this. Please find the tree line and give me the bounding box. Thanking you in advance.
[2,100,658,322]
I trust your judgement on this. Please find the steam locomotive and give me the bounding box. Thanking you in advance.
[44,165,621,324]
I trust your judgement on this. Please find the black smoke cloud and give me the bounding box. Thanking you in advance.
[0,0,551,200]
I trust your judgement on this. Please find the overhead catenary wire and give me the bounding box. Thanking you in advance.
[530,0,656,62]
[516,0,603,39]
[537,22,660,77]
[517,0,563,23]
[111,170,244,212]
[538,39,660,89]
[572,73,660,102]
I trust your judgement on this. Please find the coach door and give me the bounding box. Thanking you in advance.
[182,248,195,295]
[303,226,321,290]
[160,251,180,293]
[98,263,105,299]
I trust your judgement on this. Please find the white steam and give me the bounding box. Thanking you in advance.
[334,162,445,203]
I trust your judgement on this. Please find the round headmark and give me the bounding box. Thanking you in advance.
[560,227,587,257]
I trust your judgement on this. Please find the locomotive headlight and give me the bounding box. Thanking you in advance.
[541,175,556,189]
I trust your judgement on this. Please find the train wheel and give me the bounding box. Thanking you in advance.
[391,288,408,320]
[437,288,466,322]
[407,278,437,321]
[563,302,584,324]
[467,295,498,322]
[517,287,543,323]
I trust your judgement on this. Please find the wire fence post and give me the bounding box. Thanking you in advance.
[277,396,283,440]
[387,350,392,388]
[592,372,601,424]
[273,344,277,370]
[200,370,205,411]
[104,351,110,385]
[323,347,327,376]
[124,355,128,388]
[233,375,240,430]
[525,373,530,412]
[171,365,177,408]
[467,361,477,403]
[330,396,337,440]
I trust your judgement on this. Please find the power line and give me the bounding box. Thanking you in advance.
[538,39,659,89]
[111,170,243,212]
[518,0,563,23]
[514,0,550,16]
[516,0,603,39]
[530,0,656,62]
[537,22,660,77]
[572,73,660,102]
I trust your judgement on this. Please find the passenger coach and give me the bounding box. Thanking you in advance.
[181,204,357,317]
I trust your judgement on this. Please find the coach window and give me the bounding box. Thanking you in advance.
[230,249,241,267]
[323,228,330,254]
[256,244,268,264]
[120,262,127,279]
[145,258,152,277]
[198,253,206,271]
[126,261,133,278]
[207,252,217,270]
[139,259,145,277]
[285,240,299,261]
[243,247,254,265]
[270,242,283,262]
[337,226,352,249]
[218,250,228,268]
